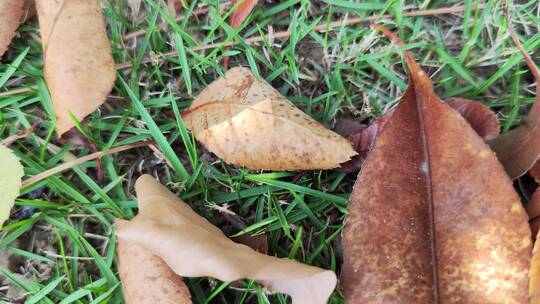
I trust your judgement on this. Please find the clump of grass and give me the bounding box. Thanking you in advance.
[0,0,538,303]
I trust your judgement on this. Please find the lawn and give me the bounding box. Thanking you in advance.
[0,0,539,303]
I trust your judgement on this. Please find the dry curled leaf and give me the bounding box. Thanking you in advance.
[117,239,192,304]
[339,98,499,172]
[0,145,24,227]
[183,67,356,170]
[445,97,500,141]
[116,175,337,304]
[36,0,116,137]
[488,5,540,179]
[0,0,24,58]
[341,24,531,303]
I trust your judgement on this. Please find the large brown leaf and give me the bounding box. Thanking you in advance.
[182,67,356,170]
[341,24,531,303]
[488,5,540,179]
[117,239,192,304]
[339,98,499,173]
[36,0,116,136]
[0,0,24,58]
[116,175,337,304]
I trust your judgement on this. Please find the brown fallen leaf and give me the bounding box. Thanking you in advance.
[488,4,540,179]
[223,0,258,68]
[341,24,531,303]
[182,67,357,170]
[117,239,192,304]
[339,98,499,172]
[445,97,500,141]
[116,175,337,304]
[531,229,540,302]
[530,161,540,184]
[36,0,116,137]
[0,0,24,58]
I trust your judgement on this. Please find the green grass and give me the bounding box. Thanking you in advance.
[0,0,539,303]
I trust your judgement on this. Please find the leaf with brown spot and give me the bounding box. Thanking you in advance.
[116,175,337,304]
[36,0,116,137]
[341,24,531,303]
[117,239,192,304]
[0,0,24,58]
[182,67,357,171]
[488,4,540,179]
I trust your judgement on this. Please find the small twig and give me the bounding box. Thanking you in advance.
[116,4,485,70]
[0,87,35,98]
[1,124,38,146]
[22,141,152,187]
[502,1,540,84]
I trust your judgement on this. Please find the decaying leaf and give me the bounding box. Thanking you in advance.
[341,24,531,302]
[116,175,337,304]
[36,0,116,137]
[488,5,540,179]
[445,97,500,140]
[117,239,192,304]
[531,221,540,302]
[0,0,24,58]
[182,67,356,170]
[0,145,24,227]
[339,98,499,172]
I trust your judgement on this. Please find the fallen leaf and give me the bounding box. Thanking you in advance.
[488,5,540,179]
[341,24,531,302]
[445,97,500,140]
[182,67,356,170]
[116,175,337,304]
[0,0,24,58]
[232,233,268,254]
[530,161,540,184]
[531,230,540,302]
[117,239,192,304]
[339,98,499,173]
[0,145,24,227]
[223,0,258,68]
[528,189,540,242]
[36,0,116,137]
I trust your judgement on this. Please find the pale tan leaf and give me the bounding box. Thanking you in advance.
[0,145,24,227]
[116,175,337,304]
[531,228,540,302]
[0,0,24,57]
[36,0,116,136]
[182,67,356,170]
[117,239,191,304]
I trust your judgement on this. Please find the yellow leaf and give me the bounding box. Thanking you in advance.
[116,175,337,304]
[182,67,357,170]
[0,145,24,227]
[36,0,116,136]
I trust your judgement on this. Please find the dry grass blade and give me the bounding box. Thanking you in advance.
[21,141,151,187]
[115,4,484,70]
